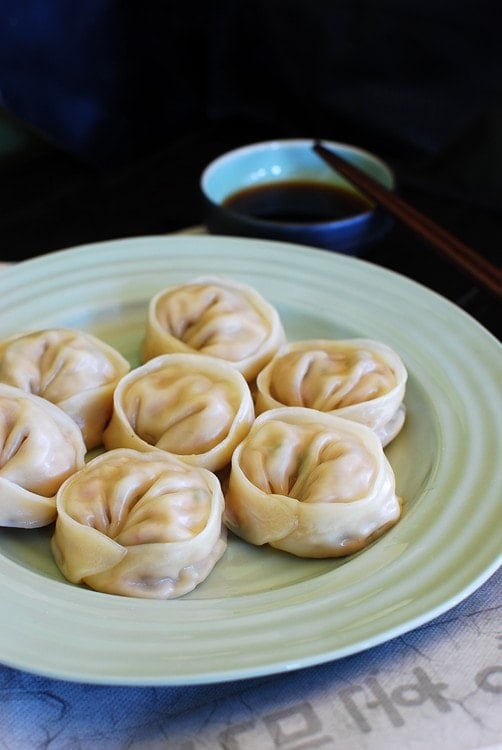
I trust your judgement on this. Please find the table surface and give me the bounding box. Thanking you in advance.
[0,123,501,748]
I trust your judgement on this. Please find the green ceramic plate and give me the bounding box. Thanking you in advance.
[0,235,500,685]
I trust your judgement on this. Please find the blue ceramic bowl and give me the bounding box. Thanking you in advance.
[200,139,395,254]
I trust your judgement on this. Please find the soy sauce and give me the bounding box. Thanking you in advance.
[223,180,373,224]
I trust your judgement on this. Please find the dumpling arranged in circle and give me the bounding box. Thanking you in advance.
[224,406,402,558]
[255,338,407,445]
[141,276,286,381]
[0,384,86,528]
[103,353,255,471]
[51,449,227,599]
[0,328,130,449]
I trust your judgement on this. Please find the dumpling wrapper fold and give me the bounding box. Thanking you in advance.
[255,338,408,445]
[51,449,227,598]
[224,407,402,558]
[0,384,86,528]
[141,276,286,381]
[0,328,130,449]
[103,353,255,471]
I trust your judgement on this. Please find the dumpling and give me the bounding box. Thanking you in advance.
[0,328,131,449]
[51,449,227,598]
[0,384,86,528]
[224,406,402,558]
[103,353,255,471]
[255,339,408,445]
[141,276,286,381]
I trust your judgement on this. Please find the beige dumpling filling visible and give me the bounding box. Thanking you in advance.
[51,449,227,598]
[255,339,408,445]
[224,407,402,558]
[0,384,86,528]
[0,328,130,449]
[103,353,255,471]
[141,276,286,381]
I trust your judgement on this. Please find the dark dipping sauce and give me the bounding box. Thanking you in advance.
[222,180,373,224]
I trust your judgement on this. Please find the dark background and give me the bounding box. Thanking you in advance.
[0,1,500,335]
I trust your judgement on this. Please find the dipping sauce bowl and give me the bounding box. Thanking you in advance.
[200,139,395,255]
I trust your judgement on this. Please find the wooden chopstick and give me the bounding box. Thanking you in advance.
[313,141,502,298]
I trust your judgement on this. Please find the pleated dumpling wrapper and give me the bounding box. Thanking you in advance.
[255,339,408,446]
[51,449,227,599]
[0,328,131,449]
[0,384,86,528]
[224,407,402,558]
[103,353,255,471]
[141,276,286,381]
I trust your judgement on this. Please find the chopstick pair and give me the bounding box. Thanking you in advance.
[313,141,502,298]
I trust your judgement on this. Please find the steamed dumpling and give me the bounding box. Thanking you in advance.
[0,384,86,528]
[103,353,255,471]
[224,406,402,558]
[255,339,408,445]
[51,449,227,598]
[141,276,286,381]
[0,328,131,449]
